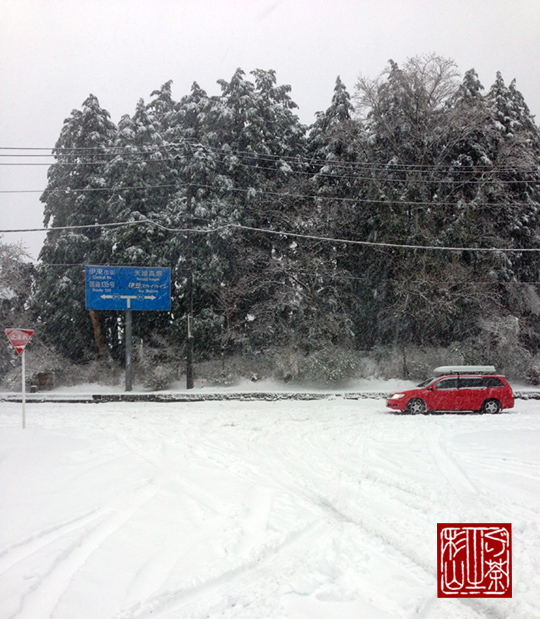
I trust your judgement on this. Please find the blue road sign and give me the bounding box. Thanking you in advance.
[85,265,171,311]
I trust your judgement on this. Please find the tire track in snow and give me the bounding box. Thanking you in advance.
[284,423,517,619]
[417,416,540,523]
[6,482,159,619]
[118,432,237,517]
[165,438,437,619]
[187,414,446,591]
[421,422,479,500]
[0,508,105,576]
[108,420,413,618]
[185,430,437,584]
[263,418,440,575]
[302,420,451,520]
[114,519,327,619]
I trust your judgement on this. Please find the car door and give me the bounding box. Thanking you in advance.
[426,377,459,410]
[457,377,487,410]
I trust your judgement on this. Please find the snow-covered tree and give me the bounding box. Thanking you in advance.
[481,73,540,298]
[170,69,308,358]
[353,57,493,347]
[36,95,118,359]
[309,76,355,159]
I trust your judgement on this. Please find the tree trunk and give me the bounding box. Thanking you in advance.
[89,310,109,362]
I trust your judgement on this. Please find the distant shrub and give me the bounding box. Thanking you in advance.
[296,347,361,384]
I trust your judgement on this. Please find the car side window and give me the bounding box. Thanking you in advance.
[483,377,504,387]
[459,377,484,388]
[436,378,458,389]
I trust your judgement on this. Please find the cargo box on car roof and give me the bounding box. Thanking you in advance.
[433,365,497,376]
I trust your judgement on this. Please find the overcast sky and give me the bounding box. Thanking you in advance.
[1,0,540,259]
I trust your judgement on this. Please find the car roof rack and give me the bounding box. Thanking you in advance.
[433,365,497,376]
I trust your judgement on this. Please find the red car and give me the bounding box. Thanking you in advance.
[386,366,514,414]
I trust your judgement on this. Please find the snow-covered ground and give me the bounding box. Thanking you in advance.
[1,395,539,618]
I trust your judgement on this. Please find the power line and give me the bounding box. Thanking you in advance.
[3,216,540,253]
[0,157,537,183]
[1,143,538,175]
[1,157,536,189]
[230,224,540,253]
[0,221,146,233]
[0,183,179,195]
[1,177,538,210]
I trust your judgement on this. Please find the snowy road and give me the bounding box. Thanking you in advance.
[1,398,539,618]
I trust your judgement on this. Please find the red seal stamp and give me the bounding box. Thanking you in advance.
[438,523,511,598]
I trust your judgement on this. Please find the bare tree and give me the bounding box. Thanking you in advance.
[0,238,34,375]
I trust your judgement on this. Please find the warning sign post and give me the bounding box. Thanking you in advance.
[5,329,34,429]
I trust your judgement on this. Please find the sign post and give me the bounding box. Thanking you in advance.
[125,309,133,391]
[85,266,171,391]
[4,328,34,429]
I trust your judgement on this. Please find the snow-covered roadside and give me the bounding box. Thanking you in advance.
[0,398,539,618]
[2,376,421,397]
[3,375,539,402]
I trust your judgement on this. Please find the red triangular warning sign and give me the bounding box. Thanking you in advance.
[4,329,34,355]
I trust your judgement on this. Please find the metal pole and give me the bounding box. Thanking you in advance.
[186,185,194,389]
[125,309,133,391]
[22,348,26,429]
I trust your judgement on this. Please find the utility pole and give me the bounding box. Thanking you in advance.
[186,183,194,389]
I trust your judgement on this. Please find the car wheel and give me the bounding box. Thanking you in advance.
[481,399,502,414]
[406,398,427,414]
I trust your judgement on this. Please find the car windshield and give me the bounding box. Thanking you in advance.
[417,377,436,388]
